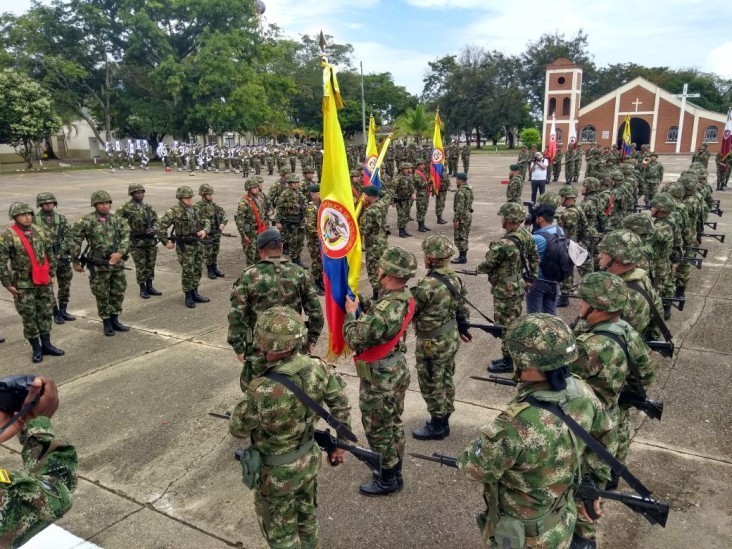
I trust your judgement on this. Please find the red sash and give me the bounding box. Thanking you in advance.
[354,297,415,364]
[604,195,614,216]
[10,225,50,286]
[415,169,430,198]
[243,194,267,234]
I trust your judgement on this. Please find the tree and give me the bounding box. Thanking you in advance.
[519,128,541,148]
[394,105,434,142]
[0,69,61,168]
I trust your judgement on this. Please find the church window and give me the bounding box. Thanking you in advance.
[556,128,563,143]
[704,125,718,143]
[666,126,678,143]
[557,76,566,86]
[549,98,556,116]
[580,125,596,143]
[562,97,570,116]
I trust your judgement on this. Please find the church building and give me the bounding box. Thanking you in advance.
[542,58,728,154]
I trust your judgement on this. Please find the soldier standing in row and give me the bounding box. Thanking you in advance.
[394,163,415,238]
[558,185,593,307]
[116,184,162,299]
[33,193,76,324]
[434,172,450,225]
[461,145,471,173]
[235,179,268,266]
[0,202,65,362]
[343,247,417,496]
[450,173,473,264]
[715,150,729,190]
[157,186,211,309]
[304,184,325,296]
[195,184,228,280]
[275,175,307,267]
[552,145,563,182]
[359,186,387,299]
[411,235,471,441]
[517,146,531,179]
[414,159,432,232]
[506,164,524,203]
[70,191,131,337]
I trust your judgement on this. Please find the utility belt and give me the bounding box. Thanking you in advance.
[262,437,315,467]
[499,273,522,283]
[355,350,404,378]
[416,319,457,339]
[281,217,303,226]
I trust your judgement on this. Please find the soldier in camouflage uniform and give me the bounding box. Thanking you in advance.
[622,213,656,281]
[228,307,350,549]
[235,179,268,267]
[715,150,730,190]
[275,175,307,266]
[116,184,162,299]
[414,159,432,232]
[557,185,594,307]
[33,192,75,324]
[157,186,211,309]
[394,163,415,237]
[70,191,132,336]
[649,194,680,318]
[350,169,363,203]
[451,173,474,264]
[304,184,324,296]
[457,314,615,549]
[640,153,664,206]
[0,203,64,362]
[228,228,323,388]
[552,146,563,182]
[478,202,539,373]
[359,186,387,299]
[676,175,704,299]
[691,144,710,168]
[461,145,471,173]
[343,246,416,496]
[0,375,77,546]
[506,164,524,203]
[195,184,228,280]
[447,144,459,175]
[434,172,450,224]
[517,146,531,180]
[411,235,471,440]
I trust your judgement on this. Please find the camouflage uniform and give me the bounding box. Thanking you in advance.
[571,146,583,182]
[0,416,78,547]
[558,186,594,299]
[229,307,350,549]
[552,148,562,182]
[506,166,524,203]
[304,194,323,290]
[622,213,656,281]
[461,146,471,172]
[715,151,730,190]
[360,193,387,296]
[458,314,615,549]
[650,194,681,301]
[116,185,160,288]
[413,162,431,230]
[642,157,664,204]
[195,184,228,276]
[517,148,531,179]
[235,180,267,266]
[275,177,307,262]
[452,175,474,258]
[393,165,415,233]
[447,145,459,175]
[434,173,450,223]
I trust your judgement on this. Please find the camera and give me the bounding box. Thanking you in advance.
[0,375,36,413]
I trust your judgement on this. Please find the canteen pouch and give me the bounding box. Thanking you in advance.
[31,261,51,286]
[239,447,262,489]
[494,515,525,549]
[355,359,372,382]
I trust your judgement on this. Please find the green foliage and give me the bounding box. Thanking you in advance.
[394,105,434,142]
[519,128,541,148]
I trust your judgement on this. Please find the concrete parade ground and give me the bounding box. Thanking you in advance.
[0,153,729,548]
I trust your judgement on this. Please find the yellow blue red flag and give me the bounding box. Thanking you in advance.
[430,112,445,193]
[318,61,362,357]
[622,114,632,158]
[363,114,381,188]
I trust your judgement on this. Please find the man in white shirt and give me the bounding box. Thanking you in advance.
[529,152,549,202]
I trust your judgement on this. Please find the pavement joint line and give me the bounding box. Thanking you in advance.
[632,438,732,466]
[83,506,145,543]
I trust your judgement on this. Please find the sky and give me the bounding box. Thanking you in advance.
[2,0,731,97]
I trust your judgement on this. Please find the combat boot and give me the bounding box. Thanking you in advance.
[398,228,409,238]
[437,216,447,225]
[40,333,64,356]
[675,285,685,300]
[59,303,75,321]
[412,416,446,441]
[103,318,115,336]
[139,283,150,299]
[418,222,428,233]
[451,251,467,264]
[663,302,672,320]
[28,337,43,363]
[488,356,513,374]
[185,290,196,309]
[372,459,404,490]
[146,279,162,296]
[192,288,210,303]
[570,534,597,549]
[207,265,217,279]
[444,413,452,437]
[359,466,399,496]
[557,294,570,308]
[212,264,225,277]
[110,314,129,332]
[53,305,65,325]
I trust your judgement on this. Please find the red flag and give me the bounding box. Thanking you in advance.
[548,114,557,162]
[722,108,732,161]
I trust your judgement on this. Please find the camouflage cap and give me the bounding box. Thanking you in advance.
[536,192,561,209]
[244,178,259,191]
[664,183,685,200]
[379,246,417,279]
[421,234,455,259]
[128,184,145,195]
[596,229,644,264]
[498,202,526,223]
[255,175,265,185]
[399,162,413,170]
[257,228,282,249]
[619,164,634,174]
[558,185,578,198]
[611,170,624,182]
[651,193,677,213]
[416,159,427,166]
[287,175,301,184]
[583,177,600,192]
[504,313,579,372]
[622,213,654,236]
[199,183,214,195]
[175,186,194,199]
[36,192,57,206]
[575,272,628,313]
[254,306,307,353]
[91,190,113,205]
[8,201,34,218]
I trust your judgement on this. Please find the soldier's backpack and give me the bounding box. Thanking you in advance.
[538,232,575,282]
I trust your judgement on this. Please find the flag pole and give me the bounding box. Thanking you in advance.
[361,61,367,146]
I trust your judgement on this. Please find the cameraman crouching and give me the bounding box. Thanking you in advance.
[0,376,77,547]
[530,152,549,202]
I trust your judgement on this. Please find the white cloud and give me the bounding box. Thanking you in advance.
[262,0,380,31]
[405,0,491,7]
[705,42,732,79]
[351,40,432,94]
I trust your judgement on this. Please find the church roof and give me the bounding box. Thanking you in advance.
[547,58,580,70]
[579,76,727,122]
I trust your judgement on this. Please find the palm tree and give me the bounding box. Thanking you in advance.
[393,105,434,143]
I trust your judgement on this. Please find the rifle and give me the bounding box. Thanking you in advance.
[709,207,723,217]
[645,340,674,358]
[454,269,478,276]
[470,375,517,387]
[467,323,504,339]
[700,233,725,243]
[705,222,717,230]
[220,232,238,238]
[634,204,652,212]
[662,296,685,312]
[687,246,708,258]
[78,253,131,280]
[679,257,703,269]
[408,452,458,469]
[575,477,669,527]
[618,390,663,420]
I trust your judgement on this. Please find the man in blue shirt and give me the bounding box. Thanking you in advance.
[526,205,563,315]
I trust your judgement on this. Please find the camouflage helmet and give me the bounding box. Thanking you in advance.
[379,246,417,279]
[175,186,194,199]
[421,234,455,259]
[91,190,113,206]
[199,183,214,195]
[498,202,525,223]
[583,177,600,192]
[399,162,413,171]
[8,202,34,219]
[537,192,561,209]
[610,170,624,182]
[575,272,628,313]
[254,175,265,185]
[254,306,307,353]
[665,183,685,200]
[622,213,654,236]
[128,183,145,195]
[650,192,677,213]
[504,313,579,372]
[596,229,644,264]
[36,192,57,206]
[287,175,301,184]
[620,164,634,174]
[558,185,578,199]
[689,161,705,172]
[244,178,259,191]
[679,175,698,192]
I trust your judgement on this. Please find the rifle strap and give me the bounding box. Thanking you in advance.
[591,330,647,398]
[427,270,495,324]
[264,372,358,443]
[505,235,532,281]
[625,280,673,343]
[524,395,652,499]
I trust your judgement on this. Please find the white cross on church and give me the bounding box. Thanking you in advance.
[632,98,643,112]
[675,83,700,153]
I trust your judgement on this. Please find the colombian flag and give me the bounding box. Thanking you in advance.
[430,112,445,193]
[363,114,381,188]
[622,114,632,159]
[318,61,362,357]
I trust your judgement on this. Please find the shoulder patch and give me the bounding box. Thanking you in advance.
[0,469,11,484]
[375,300,392,312]
[504,402,530,417]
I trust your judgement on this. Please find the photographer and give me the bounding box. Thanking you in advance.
[530,152,549,202]
[0,376,77,547]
